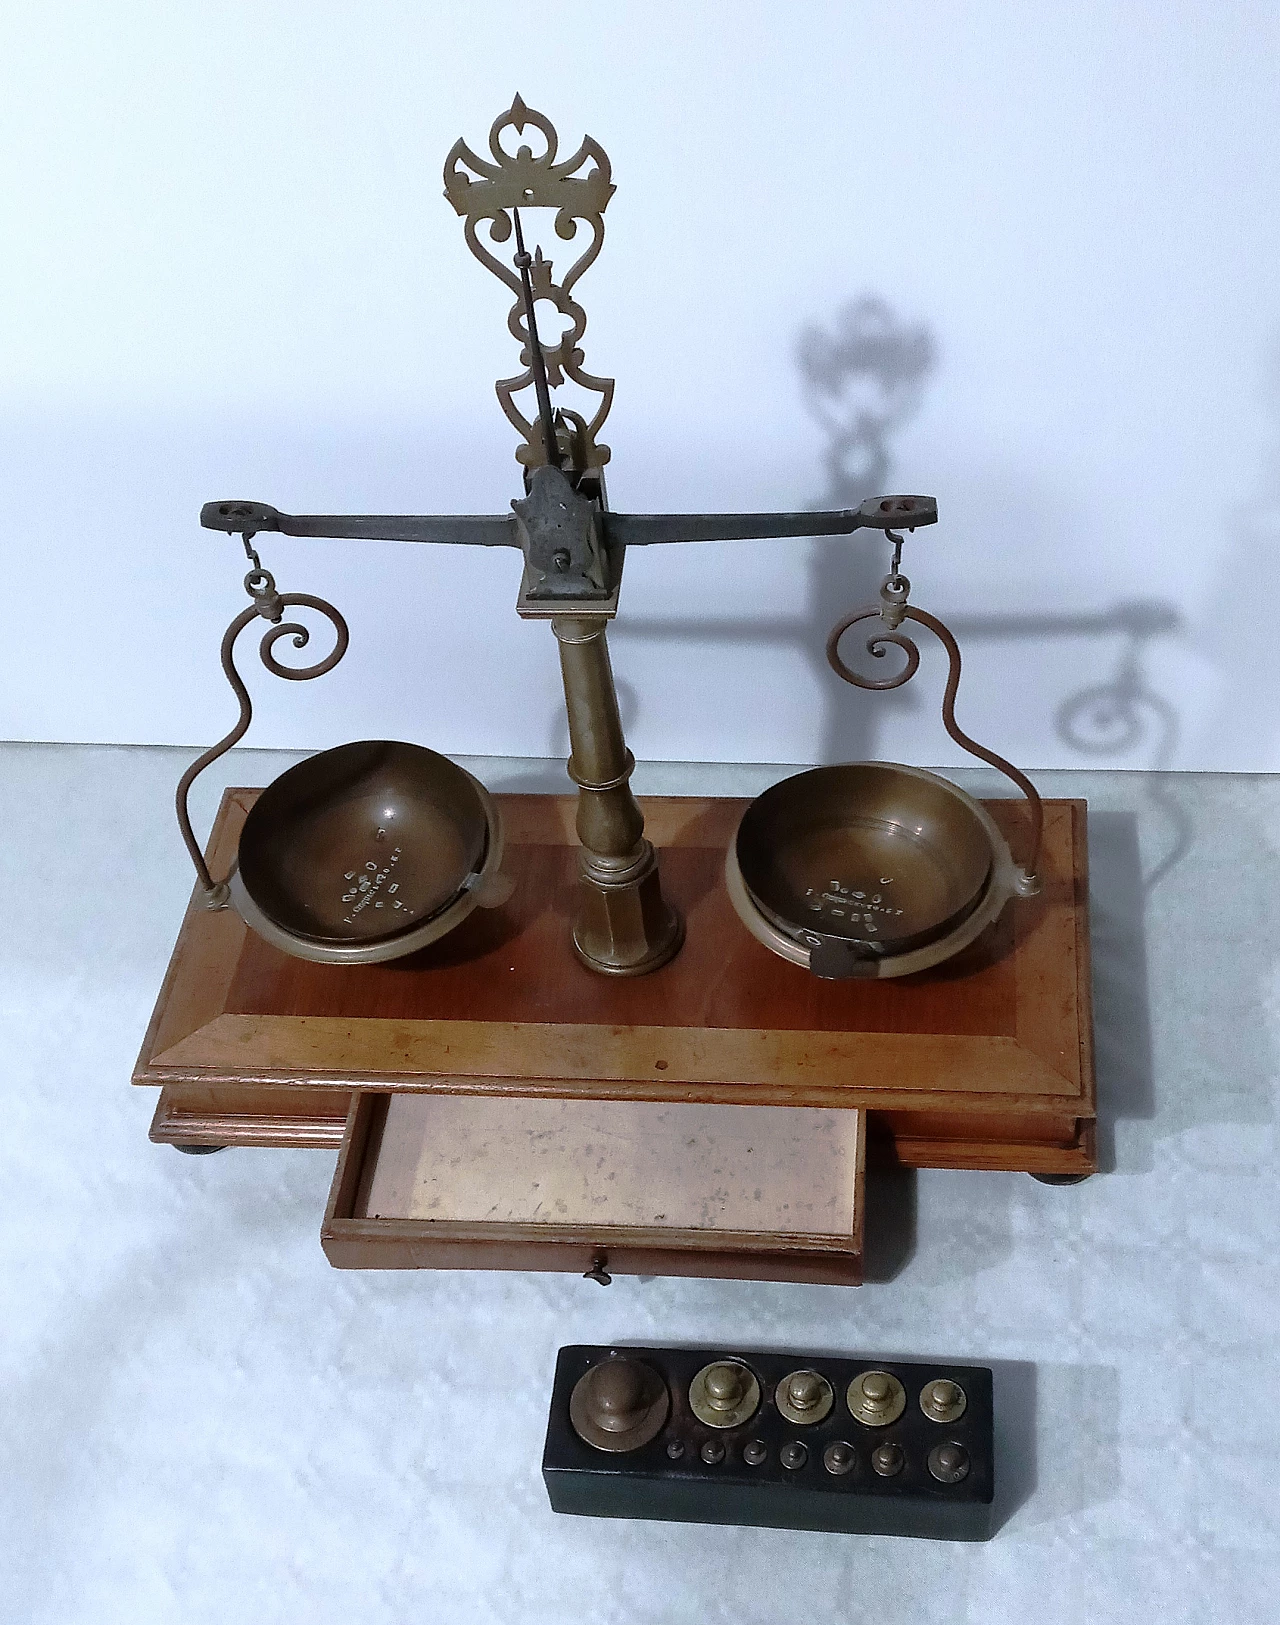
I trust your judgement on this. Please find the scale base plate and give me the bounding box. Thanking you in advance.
[137,789,1095,1179]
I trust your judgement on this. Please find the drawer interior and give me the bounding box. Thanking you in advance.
[324,1092,865,1285]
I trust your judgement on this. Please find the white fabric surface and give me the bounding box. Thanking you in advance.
[3,745,1277,1623]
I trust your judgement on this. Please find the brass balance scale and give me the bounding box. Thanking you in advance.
[136,99,1096,1286]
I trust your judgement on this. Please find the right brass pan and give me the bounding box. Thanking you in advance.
[728,762,1018,979]
[726,580,1043,979]
[736,762,994,959]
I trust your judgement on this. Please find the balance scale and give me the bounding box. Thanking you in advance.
[135,99,1096,1288]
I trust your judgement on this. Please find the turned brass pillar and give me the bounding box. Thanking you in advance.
[553,616,683,975]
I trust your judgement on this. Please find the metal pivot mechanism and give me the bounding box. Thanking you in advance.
[198,97,937,975]
[176,539,349,908]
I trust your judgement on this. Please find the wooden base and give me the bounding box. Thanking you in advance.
[137,789,1095,1177]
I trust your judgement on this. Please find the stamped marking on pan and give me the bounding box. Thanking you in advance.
[802,876,904,930]
[342,845,407,925]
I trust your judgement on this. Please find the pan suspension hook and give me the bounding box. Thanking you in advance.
[174,534,351,908]
[879,529,911,630]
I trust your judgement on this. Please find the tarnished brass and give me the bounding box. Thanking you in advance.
[444,94,616,474]
[871,1442,905,1477]
[775,1370,835,1426]
[175,559,511,965]
[737,762,994,964]
[554,616,683,974]
[232,741,509,966]
[848,1370,907,1428]
[726,569,1043,980]
[823,1441,857,1476]
[689,1361,760,1430]
[920,1379,967,1424]
[569,1357,669,1453]
[192,99,946,980]
[928,1443,970,1485]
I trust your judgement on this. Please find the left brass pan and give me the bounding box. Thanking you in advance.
[230,740,510,965]
[176,571,511,966]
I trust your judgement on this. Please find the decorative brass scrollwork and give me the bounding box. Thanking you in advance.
[176,565,349,906]
[827,574,1043,887]
[444,95,616,472]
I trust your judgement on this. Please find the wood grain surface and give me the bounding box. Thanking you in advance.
[138,788,1095,1173]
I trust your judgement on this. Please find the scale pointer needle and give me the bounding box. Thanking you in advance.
[512,207,564,471]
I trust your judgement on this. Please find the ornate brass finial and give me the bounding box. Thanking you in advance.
[444,96,616,472]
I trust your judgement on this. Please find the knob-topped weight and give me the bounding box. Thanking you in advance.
[689,1359,760,1429]
[920,1378,967,1423]
[928,1442,970,1484]
[775,1368,834,1425]
[847,1370,907,1427]
[569,1357,669,1453]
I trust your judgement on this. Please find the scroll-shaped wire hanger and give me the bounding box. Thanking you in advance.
[825,531,1043,893]
[175,534,349,907]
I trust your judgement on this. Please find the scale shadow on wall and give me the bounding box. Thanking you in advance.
[609,294,1188,808]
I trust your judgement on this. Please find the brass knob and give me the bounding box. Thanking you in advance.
[689,1359,760,1428]
[569,1357,669,1453]
[779,1440,808,1471]
[823,1441,857,1477]
[775,1368,834,1425]
[928,1442,970,1484]
[590,1361,646,1432]
[705,1364,746,1411]
[919,1378,967,1423]
[847,1369,906,1427]
[871,1442,905,1478]
[789,1373,821,1409]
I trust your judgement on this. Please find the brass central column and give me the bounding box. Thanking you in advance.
[553,615,683,975]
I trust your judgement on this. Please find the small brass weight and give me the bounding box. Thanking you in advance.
[185,96,1036,978]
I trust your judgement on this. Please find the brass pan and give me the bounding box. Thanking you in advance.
[726,763,1024,979]
[725,577,1041,979]
[176,571,511,965]
[230,740,510,965]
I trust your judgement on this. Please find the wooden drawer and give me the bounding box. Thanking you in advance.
[322,1093,865,1286]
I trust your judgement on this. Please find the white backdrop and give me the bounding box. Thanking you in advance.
[2,1,1278,770]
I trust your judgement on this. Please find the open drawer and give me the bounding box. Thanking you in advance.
[322,1093,865,1286]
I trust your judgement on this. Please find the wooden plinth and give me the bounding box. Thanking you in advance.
[136,789,1095,1176]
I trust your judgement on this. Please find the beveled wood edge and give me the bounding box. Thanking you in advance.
[148,1015,1088,1104]
[133,788,254,1080]
[880,1118,1097,1175]
[1012,799,1087,1093]
[137,792,1092,1097]
[152,1085,1094,1172]
[321,1092,864,1264]
[148,1089,344,1149]
[142,1051,1089,1114]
